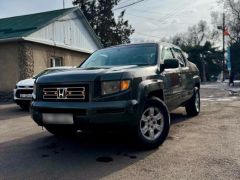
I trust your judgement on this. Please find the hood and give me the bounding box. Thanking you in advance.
[37,65,141,84]
[16,78,35,87]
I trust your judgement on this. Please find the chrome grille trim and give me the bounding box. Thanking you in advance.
[43,87,86,100]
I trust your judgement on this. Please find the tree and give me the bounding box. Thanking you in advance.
[166,21,222,81]
[186,20,219,46]
[73,0,134,47]
[170,33,187,47]
[213,0,240,44]
[168,20,219,47]
[224,0,240,44]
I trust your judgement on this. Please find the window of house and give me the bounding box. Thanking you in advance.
[50,57,63,67]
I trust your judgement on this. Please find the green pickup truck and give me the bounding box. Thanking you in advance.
[31,42,200,149]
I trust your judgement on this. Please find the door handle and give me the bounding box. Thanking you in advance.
[178,74,182,84]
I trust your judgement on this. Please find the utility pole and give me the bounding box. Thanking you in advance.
[222,12,226,82]
[63,0,65,9]
[200,53,207,82]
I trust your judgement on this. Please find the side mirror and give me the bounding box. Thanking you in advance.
[163,58,179,69]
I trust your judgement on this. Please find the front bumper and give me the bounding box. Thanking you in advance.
[31,100,140,128]
[14,88,33,103]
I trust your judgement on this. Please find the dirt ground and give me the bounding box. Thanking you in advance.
[0,87,240,180]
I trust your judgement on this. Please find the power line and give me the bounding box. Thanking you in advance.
[153,1,218,26]
[125,1,191,25]
[126,13,196,24]
[128,2,194,39]
[118,0,219,40]
[124,0,218,24]
[127,13,167,22]
[113,0,146,11]
[131,0,217,30]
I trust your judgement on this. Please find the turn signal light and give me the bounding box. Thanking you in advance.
[120,80,131,91]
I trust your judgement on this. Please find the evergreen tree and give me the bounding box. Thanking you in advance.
[73,0,134,47]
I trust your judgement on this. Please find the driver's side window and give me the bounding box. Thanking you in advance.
[161,47,174,62]
[172,48,186,67]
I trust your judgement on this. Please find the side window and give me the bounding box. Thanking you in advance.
[161,47,174,61]
[172,48,186,67]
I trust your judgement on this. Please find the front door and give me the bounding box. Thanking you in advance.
[161,46,182,110]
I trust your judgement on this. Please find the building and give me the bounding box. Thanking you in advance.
[0,7,102,93]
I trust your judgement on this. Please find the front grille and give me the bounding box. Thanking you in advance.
[41,84,89,102]
[16,89,33,98]
[19,86,33,88]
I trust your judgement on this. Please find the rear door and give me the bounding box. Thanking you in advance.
[161,46,182,110]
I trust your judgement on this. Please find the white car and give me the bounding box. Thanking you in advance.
[14,66,75,110]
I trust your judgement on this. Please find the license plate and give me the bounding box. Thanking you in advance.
[20,94,32,98]
[42,113,74,124]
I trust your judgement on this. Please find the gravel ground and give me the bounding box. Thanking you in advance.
[0,88,240,180]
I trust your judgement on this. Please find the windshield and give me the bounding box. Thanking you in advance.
[81,44,158,68]
[34,69,67,79]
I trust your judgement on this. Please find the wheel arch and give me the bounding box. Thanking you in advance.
[193,75,201,89]
[137,79,165,103]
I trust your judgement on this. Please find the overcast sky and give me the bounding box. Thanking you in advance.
[0,0,221,42]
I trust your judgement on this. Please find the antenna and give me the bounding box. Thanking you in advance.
[63,0,65,9]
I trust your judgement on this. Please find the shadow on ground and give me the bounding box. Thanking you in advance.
[0,105,194,179]
[0,130,156,179]
[0,104,29,121]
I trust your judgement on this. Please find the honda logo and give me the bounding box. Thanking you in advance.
[57,88,67,99]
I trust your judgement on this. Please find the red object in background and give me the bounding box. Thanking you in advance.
[224,28,230,36]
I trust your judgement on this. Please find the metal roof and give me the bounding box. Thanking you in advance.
[0,7,102,49]
[0,8,74,40]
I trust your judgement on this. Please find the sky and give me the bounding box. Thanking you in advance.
[0,0,221,42]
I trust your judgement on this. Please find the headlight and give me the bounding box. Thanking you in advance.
[101,80,131,95]
[32,82,36,100]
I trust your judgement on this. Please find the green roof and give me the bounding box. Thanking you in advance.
[0,8,75,40]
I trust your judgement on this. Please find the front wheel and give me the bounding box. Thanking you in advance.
[135,97,170,149]
[185,87,200,116]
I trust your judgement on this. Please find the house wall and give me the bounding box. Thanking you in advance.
[31,42,89,75]
[28,11,100,54]
[0,43,20,92]
[0,42,90,93]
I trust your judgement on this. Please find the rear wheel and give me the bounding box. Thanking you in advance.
[45,126,76,137]
[135,97,170,149]
[185,87,200,116]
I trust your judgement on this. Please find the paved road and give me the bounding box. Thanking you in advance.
[0,88,240,180]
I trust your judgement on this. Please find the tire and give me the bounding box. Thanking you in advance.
[45,126,76,137]
[19,103,30,111]
[135,97,170,149]
[185,87,200,116]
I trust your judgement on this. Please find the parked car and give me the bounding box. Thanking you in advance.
[31,42,200,149]
[14,66,75,110]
